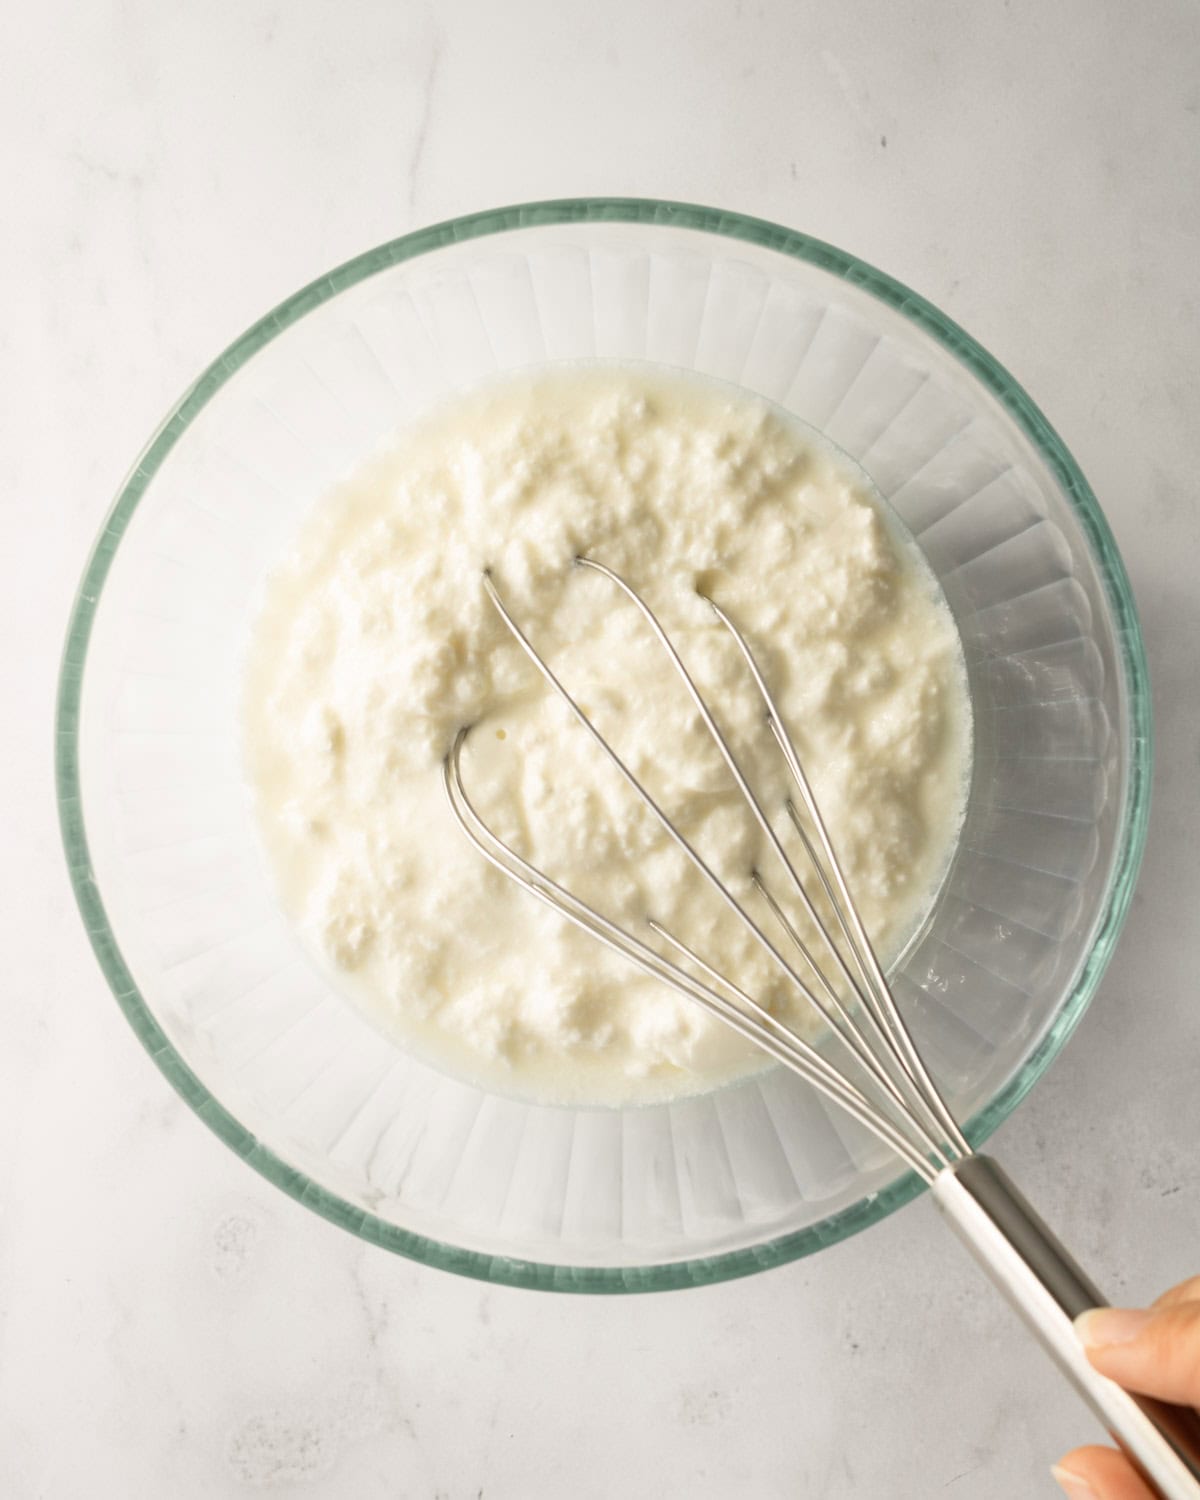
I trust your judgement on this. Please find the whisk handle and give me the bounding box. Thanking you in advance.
[933,1155,1200,1500]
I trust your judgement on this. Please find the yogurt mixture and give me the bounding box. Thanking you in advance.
[244,367,971,1104]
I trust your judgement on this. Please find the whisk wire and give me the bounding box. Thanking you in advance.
[576,561,925,1104]
[481,567,952,1166]
[705,591,969,1157]
[576,559,962,1163]
[577,561,872,1014]
[443,736,936,1180]
[450,561,971,1174]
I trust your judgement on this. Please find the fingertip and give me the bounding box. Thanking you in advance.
[1053,1446,1157,1499]
[1051,1459,1096,1497]
[1076,1300,1200,1405]
[1075,1307,1152,1349]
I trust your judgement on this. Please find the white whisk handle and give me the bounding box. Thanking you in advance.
[933,1155,1200,1499]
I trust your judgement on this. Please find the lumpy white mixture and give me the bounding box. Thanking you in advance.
[244,367,970,1104]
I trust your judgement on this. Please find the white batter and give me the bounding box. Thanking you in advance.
[243,367,970,1104]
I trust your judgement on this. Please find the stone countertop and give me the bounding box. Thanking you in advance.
[4,1,1199,1494]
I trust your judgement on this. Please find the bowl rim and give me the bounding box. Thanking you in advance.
[55,197,1152,1293]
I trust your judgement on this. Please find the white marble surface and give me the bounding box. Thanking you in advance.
[4,1,1200,1494]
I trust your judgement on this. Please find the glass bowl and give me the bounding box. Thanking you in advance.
[57,200,1150,1291]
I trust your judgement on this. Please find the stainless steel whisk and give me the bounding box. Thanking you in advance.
[444,557,1200,1499]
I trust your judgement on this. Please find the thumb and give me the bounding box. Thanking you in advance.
[1076,1303,1200,1407]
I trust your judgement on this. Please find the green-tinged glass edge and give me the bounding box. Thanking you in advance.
[55,198,1152,1294]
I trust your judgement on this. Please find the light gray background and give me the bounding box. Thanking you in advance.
[4,1,1198,1495]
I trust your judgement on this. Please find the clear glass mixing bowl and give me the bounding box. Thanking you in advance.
[57,200,1150,1290]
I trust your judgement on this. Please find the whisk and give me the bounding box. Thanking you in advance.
[444,557,1200,1500]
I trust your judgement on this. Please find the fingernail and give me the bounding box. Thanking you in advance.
[1051,1463,1096,1498]
[1075,1307,1152,1347]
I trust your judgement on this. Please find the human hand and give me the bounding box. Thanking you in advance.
[1052,1276,1200,1497]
